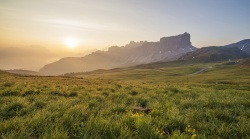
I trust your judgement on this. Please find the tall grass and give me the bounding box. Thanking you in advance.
[0,62,249,138]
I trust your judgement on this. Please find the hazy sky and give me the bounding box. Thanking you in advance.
[1,0,250,51]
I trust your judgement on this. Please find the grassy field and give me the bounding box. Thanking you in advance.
[0,59,250,139]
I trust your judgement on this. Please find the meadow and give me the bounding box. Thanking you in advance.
[0,60,250,139]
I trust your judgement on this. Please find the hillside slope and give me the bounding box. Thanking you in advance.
[224,39,250,54]
[179,46,249,62]
[5,69,44,76]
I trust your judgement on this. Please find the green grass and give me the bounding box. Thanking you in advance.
[0,60,250,139]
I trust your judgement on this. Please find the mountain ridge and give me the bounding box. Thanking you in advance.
[39,33,250,76]
[179,39,250,62]
[40,32,196,75]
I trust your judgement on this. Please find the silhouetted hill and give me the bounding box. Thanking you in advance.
[224,39,250,54]
[179,46,249,62]
[40,32,196,75]
[5,69,44,76]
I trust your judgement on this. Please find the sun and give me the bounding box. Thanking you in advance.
[65,38,77,49]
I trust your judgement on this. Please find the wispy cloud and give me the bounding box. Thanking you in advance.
[36,18,130,32]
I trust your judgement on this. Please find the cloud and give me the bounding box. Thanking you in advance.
[37,18,130,32]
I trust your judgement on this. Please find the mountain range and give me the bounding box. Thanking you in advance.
[40,32,250,75]
[179,38,250,62]
[3,33,249,76]
[179,46,249,62]
[225,39,250,54]
[39,32,197,75]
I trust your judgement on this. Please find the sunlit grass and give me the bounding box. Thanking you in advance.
[0,61,250,138]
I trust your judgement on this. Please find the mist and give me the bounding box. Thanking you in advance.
[0,45,96,71]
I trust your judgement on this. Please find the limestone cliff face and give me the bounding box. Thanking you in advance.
[40,33,196,75]
[160,32,192,51]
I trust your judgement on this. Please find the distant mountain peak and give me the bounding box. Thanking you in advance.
[160,32,192,51]
[40,33,196,75]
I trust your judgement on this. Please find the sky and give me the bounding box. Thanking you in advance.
[0,0,250,51]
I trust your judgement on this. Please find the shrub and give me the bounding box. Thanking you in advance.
[1,90,20,96]
[170,87,181,93]
[112,106,126,114]
[68,92,78,97]
[137,98,148,107]
[130,90,138,96]
[34,102,46,109]
[50,90,67,97]
[102,91,109,97]
[110,88,116,93]
[0,103,25,120]
[3,82,15,87]
[22,90,40,96]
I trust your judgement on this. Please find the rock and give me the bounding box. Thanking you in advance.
[132,107,152,114]
[160,32,192,51]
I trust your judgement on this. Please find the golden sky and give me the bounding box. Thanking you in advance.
[1,0,250,51]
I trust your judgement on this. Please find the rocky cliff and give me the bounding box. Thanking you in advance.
[40,33,196,75]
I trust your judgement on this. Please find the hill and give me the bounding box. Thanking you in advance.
[224,39,250,54]
[179,46,249,62]
[39,32,196,75]
[5,69,44,76]
[179,39,250,62]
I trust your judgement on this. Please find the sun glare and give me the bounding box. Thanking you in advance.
[65,38,77,49]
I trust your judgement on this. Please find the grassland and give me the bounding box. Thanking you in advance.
[0,59,250,139]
